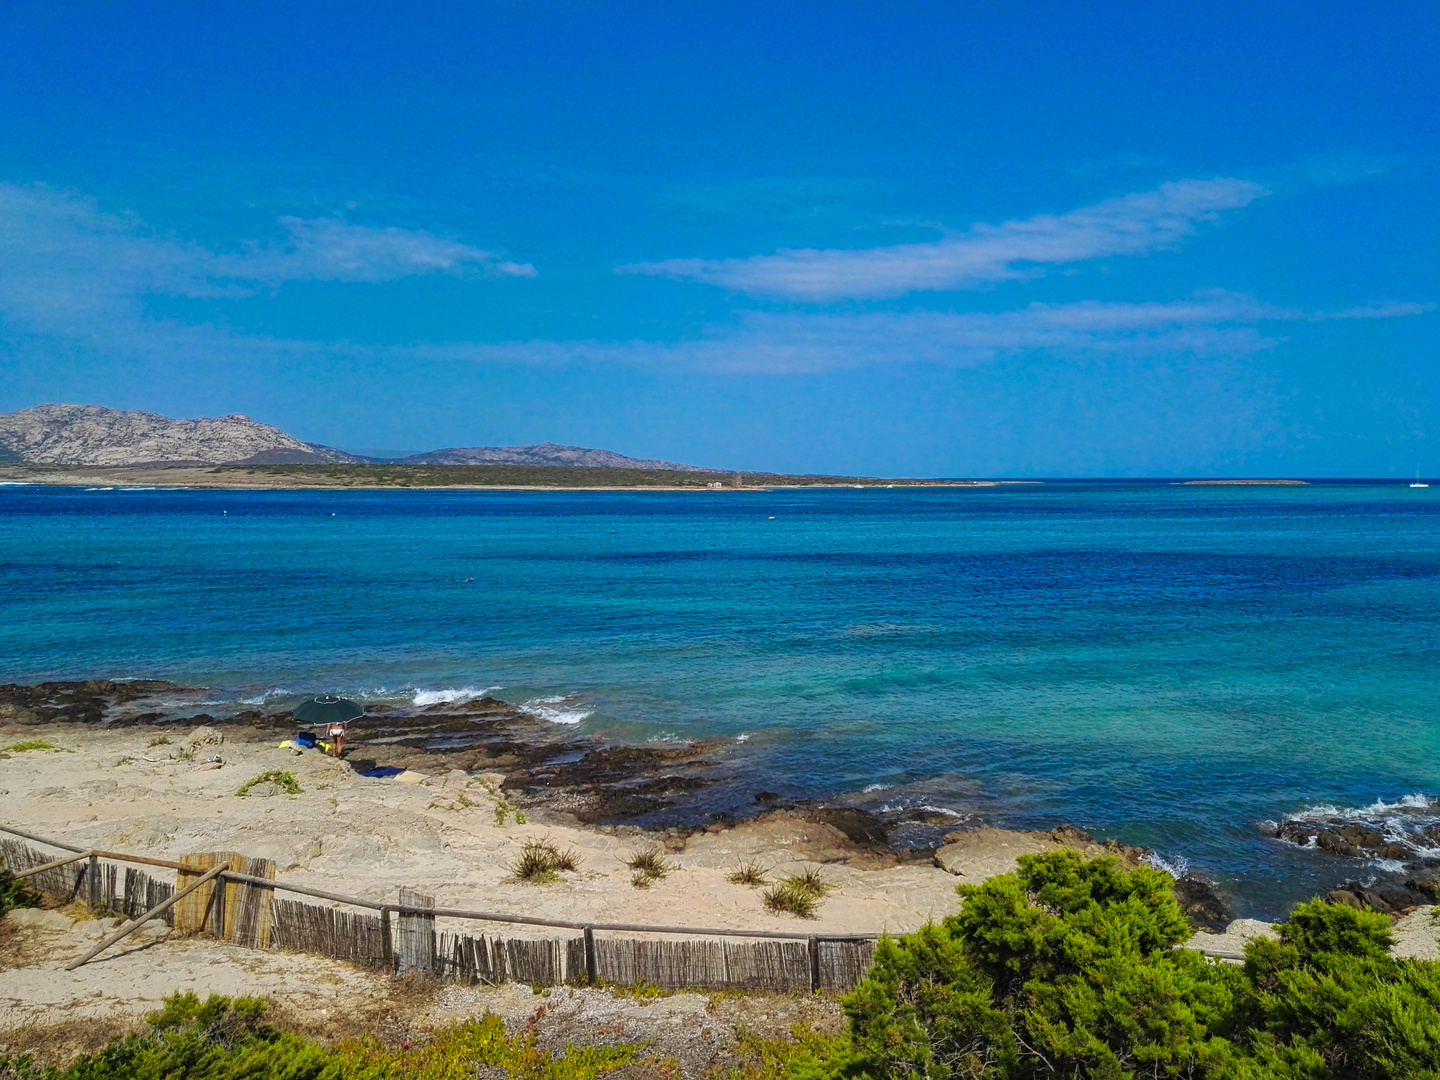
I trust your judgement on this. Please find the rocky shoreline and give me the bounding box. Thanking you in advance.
[11,676,1424,930]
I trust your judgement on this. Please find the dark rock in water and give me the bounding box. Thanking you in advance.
[1406,876,1440,901]
[1331,880,1431,915]
[800,807,889,848]
[754,791,781,803]
[1172,876,1230,932]
[1315,829,1364,857]
[0,679,190,725]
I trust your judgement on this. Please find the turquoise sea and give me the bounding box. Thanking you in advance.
[2,481,1438,917]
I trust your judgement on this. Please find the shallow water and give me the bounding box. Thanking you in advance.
[2,481,1438,917]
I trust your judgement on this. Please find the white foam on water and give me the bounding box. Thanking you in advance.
[735,733,750,743]
[646,732,681,742]
[519,695,592,725]
[862,783,891,793]
[412,686,501,707]
[1144,852,1191,878]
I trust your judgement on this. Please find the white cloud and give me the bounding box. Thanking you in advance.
[0,183,533,338]
[0,182,1426,384]
[421,293,1428,374]
[619,178,1268,300]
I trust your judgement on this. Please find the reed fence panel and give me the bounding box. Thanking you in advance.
[396,887,436,976]
[1,839,85,902]
[435,930,582,985]
[817,939,875,991]
[270,898,386,966]
[593,935,812,991]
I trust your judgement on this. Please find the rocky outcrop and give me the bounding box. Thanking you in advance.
[0,404,360,466]
[398,441,707,470]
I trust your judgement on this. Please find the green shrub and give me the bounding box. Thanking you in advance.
[834,849,1440,1079]
[235,770,302,796]
[727,858,770,887]
[1,740,68,753]
[510,837,580,884]
[0,857,42,918]
[762,867,833,919]
[0,992,638,1079]
[626,846,671,888]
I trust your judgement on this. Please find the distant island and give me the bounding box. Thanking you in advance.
[0,404,1006,489]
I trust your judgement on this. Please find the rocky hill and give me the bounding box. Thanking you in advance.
[0,405,360,466]
[0,405,707,471]
[398,441,705,471]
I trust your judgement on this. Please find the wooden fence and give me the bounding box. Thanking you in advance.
[1,826,879,992]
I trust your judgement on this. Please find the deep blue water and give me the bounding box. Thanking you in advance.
[2,480,1438,917]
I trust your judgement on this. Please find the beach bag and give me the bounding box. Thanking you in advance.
[295,731,318,749]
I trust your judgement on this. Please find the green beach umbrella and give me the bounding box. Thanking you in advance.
[293,695,364,727]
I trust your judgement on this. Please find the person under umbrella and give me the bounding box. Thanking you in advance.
[293,695,364,757]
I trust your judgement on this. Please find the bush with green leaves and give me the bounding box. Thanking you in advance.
[0,857,42,918]
[0,991,638,1080]
[828,850,1440,1080]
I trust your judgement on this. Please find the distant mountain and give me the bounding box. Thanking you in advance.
[0,405,709,471]
[396,442,708,471]
[0,404,363,466]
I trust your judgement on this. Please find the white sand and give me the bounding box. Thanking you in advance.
[1,723,978,936]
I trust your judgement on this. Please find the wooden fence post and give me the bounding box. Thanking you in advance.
[381,907,394,974]
[209,874,228,938]
[584,926,597,984]
[396,887,436,977]
[808,936,821,993]
[86,854,100,911]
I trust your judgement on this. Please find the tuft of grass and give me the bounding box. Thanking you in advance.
[147,735,171,748]
[2,739,70,753]
[786,867,834,897]
[235,770,302,797]
[727,859,770,887]
[625,846,671,888]
[510,837,580,884]
[761,880,820,919]
[761,868,833,919]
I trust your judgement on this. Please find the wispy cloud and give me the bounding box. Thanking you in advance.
[0,183,533,337]
[0,181,1426,384]
[411,292,1430,375]
[619,178,1268,301]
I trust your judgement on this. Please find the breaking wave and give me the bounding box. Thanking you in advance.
[519,695,593,725]
[412,686,502,706]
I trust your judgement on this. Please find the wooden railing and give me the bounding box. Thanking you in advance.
[1,823,879,991]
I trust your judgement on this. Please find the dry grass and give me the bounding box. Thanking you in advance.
[625,847,671,888]
[761,868,833,919]
[726,859,770,887]
[510,838,580,884]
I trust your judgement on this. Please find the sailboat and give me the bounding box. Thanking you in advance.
[1412,469,1429,489]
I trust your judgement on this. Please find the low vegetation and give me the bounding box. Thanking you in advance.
[235,770,302,796]
[625,846,671,889]
[0,857,41,918]
[762,868,833,919]
[510,837,580,884]
[741,849,1440,1078]
[145,735,171,748]
[0,739,68,754]
[727,859,770,887]
[0,992,639,1080]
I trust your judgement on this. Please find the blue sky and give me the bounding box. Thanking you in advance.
[0,1,1435,476]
